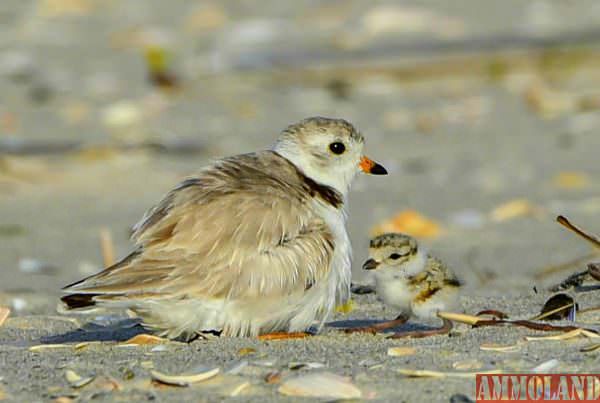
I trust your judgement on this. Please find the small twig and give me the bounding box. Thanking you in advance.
[529,302,575,321]
[476,309,509,319]
[473,318,597,334]
[557,215,600,248]
[100,228,115,268]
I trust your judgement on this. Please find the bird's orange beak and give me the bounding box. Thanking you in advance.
[360,156,387,175]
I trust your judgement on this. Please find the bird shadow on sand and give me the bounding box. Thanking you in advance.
[326,318,430,333]
[40,318,148,344]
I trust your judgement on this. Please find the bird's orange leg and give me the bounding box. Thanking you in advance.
[258,332,312,341]
[344,314,409,335]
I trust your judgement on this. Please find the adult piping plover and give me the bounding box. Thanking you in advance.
[61,117,387,340]
[347,233,461,338]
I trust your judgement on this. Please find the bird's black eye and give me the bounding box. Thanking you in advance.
[389,253,401,260]
[329,142,345,155]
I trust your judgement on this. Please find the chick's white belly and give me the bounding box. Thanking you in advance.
[374,274,413,315]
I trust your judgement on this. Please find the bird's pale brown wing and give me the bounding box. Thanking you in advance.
[63,152,335,303]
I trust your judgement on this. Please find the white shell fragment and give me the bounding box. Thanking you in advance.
[532,359,559,373]
[150,367,220,386]
[278,372,362,399]
[387,347,416,357]
[65,369,95,388]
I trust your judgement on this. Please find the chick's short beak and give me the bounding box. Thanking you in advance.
[360,156,387,175]
[362,258,380,270]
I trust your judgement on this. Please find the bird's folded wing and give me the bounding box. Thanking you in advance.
[64,162,335,300]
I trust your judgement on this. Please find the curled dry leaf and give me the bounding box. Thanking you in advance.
[150,367,219,387]
[0,306,10,326]
[387,347,416,357]
[65,369,95,388]
[371,210,442,239]
[278,372,362,399]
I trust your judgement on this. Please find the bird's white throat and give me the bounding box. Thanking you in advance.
[272,143,356,196]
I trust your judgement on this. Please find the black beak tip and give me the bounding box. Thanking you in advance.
[371,163,387,175]
[362,258,379,270]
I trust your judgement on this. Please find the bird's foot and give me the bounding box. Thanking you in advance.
[344,314,409,335]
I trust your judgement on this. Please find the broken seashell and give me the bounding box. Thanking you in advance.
[29,344,71,352]
[532,359,559,373]
[150,367,219,386]
[479,343,521,353]
[230,382,250,397]
[278,372,362,399]
[387,347,416,357]
[452,359,483,370]
[288,362,326,370]
[65,369,95,388]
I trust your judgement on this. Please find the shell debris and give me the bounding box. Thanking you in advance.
[0,306,10,326]
[387,347,416,357]
[65,369,95,388]
[278,372,362,399]
[150,367,220,387]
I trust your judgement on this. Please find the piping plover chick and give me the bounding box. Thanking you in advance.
[347,233,461,338]
[61,117,387,341]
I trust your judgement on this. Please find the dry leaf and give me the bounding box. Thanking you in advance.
[122,334,167,345]
[278,372,362,399]
[371,210,442,239]
[151,367,219,386]
[0,307,9,327]
[553,172,589,189]
[387,347,416,357]
[480,343,521,353]
[490,199,541,222]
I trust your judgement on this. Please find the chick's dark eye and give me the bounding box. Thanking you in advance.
[329,142,345,155]
[389,253,402,260]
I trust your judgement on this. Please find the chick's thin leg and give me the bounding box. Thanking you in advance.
[344,314,409,334]
[387,318,453,339]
